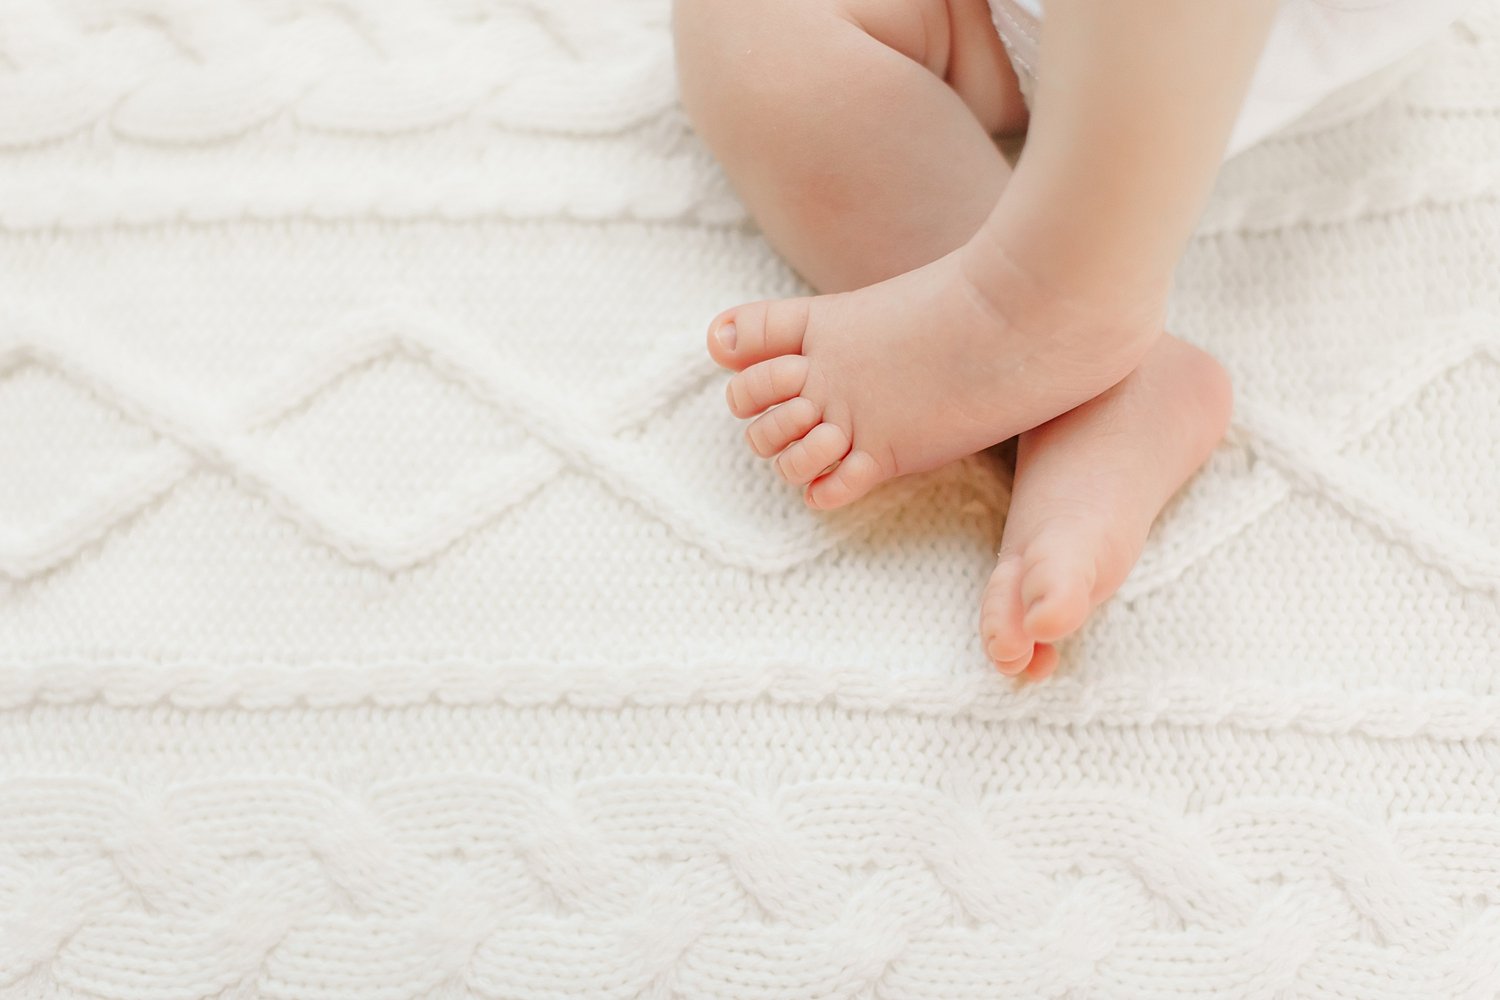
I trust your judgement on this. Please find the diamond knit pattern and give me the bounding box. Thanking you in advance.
[2,0,1499,996]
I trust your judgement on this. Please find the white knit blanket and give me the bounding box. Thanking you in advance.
[2,1,1499,996]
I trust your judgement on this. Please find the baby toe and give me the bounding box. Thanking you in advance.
[707,298,810,371]
[803,449,884,510]
[745,397,821,458]
[981,556,1034,673]
[726,355,809,418]
[1019,540,1097,644]
[1019,643,1059,682]
[774,421,851,486]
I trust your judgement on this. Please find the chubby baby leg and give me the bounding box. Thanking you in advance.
[693,0,1272,510]
[676,0,1237,674]
[673,0,1025,293]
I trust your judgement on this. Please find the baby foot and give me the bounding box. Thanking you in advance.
[981,335,1233,679]
[707,241,1164,509]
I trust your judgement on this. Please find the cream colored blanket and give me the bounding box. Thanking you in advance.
[2,0,1498,995]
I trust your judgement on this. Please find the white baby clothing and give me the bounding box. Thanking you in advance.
[988,0,1474,157]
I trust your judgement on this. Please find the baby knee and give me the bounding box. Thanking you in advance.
[673,0,792,80]
[673,0,842,140]
[672,0,774,120]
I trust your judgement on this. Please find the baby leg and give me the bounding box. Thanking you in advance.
[692,0,1272,510]
[677,0,1234,675]
[674,0,1025,293]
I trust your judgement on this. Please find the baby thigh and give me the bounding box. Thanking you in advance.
[673,0,1025,291]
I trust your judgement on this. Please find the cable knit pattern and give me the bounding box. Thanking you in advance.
[2,0,1500,996]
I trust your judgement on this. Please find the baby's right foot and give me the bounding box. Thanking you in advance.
[981,335,1233,678]
[707,239,1166,509]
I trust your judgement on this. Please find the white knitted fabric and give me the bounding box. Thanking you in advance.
[2,1,1499,996]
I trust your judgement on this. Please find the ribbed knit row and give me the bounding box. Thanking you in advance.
[2,0,1497,995]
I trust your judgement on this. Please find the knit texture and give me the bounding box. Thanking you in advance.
[2,1,1499,996]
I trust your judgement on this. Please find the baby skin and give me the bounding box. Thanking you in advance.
[676,0,1274,677]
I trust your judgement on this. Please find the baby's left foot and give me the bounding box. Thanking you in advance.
[982,335,1232,679]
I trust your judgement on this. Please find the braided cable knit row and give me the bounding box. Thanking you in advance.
[3,776,1500,997]
[3,0,1500,995]
[0,0,676,147]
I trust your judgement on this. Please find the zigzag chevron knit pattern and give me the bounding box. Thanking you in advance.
[3,0,1500,996]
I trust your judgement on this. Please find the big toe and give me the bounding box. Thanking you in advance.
[707,298,810,371]
[1018,535,1099,645]
[980,556,1036,674]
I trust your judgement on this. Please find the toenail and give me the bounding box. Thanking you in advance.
[715,322,737,351]
[986,642,1017,671]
